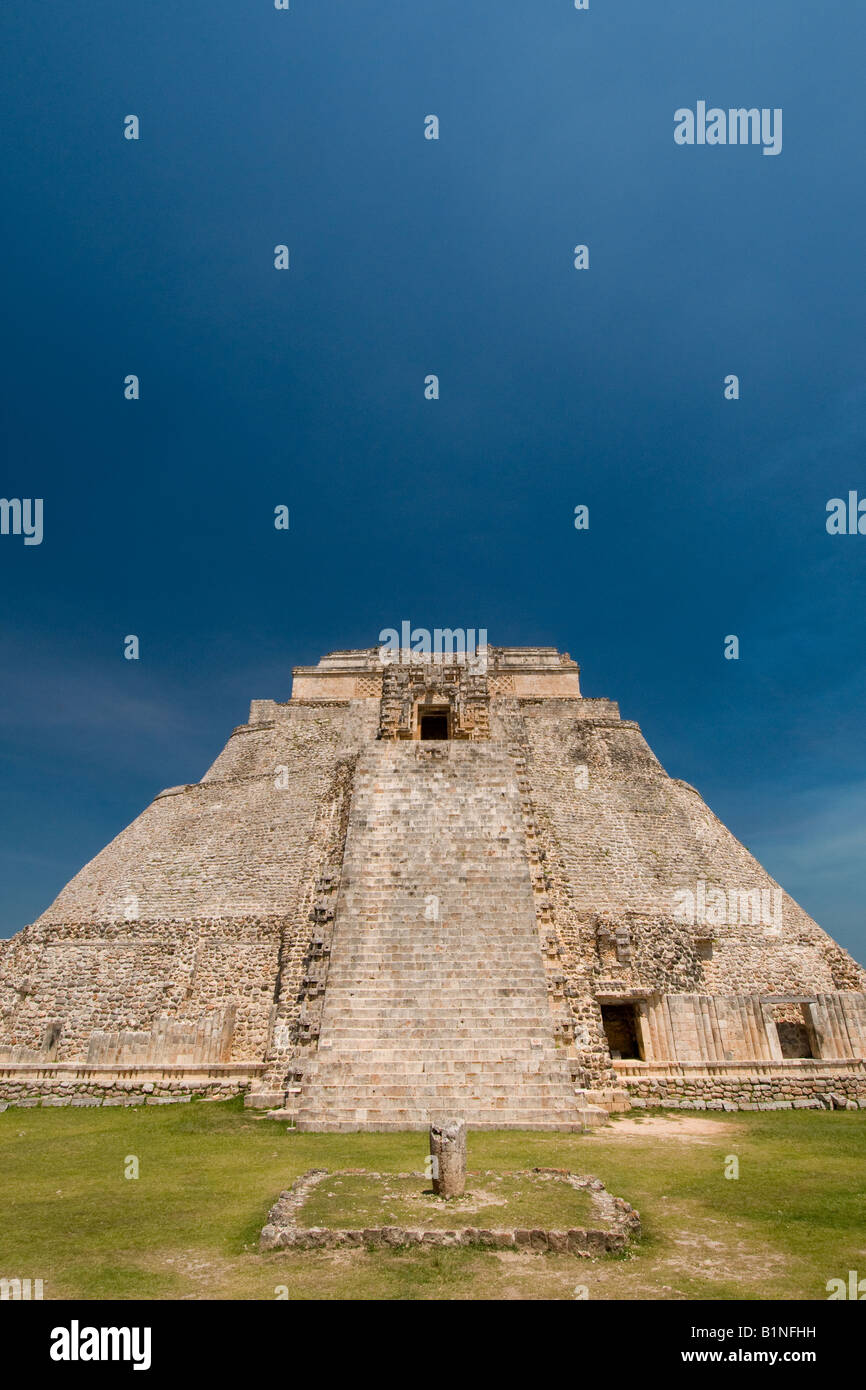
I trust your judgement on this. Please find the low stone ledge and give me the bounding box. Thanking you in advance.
[616,1059,866,1109]
[259,1168,640,1256]
[0,1061,264,1107]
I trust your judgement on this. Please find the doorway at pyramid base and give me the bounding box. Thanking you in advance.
[599,988,866,1113]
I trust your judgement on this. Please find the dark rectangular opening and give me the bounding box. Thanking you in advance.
[420,713,449,740]
[776,1021,814,1059]
[600,1003,643,1060]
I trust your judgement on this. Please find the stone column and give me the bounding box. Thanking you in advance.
[429,1119,466,1198]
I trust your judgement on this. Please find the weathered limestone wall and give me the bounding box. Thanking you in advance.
[512,701,863,986]
[0,699,378,1088]
[620,1060,866,1109]
[0,1062,262,1108]
[635,991,866,1065]
[810,991,866,1058]
[495,697,866,1094]
[0,918,283,1061]
[37,701,375,923]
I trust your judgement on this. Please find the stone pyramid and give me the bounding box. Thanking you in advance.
[1,645,864,1123]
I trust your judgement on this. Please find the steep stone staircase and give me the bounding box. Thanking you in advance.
[293,740,586,1130]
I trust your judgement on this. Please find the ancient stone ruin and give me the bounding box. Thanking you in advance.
[1,645,864,1121]
[429,1120,467,1198]
[259,1166,641,1254]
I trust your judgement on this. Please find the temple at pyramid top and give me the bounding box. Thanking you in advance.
[273,644,592,742]
[290,644,582,699]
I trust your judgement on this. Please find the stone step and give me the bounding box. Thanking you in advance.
[323,992,550,1000]
[298,1101,579,1116]
[321,974,550,984]
[295,1120,584,1132]
[316,1029,561,1042]
[300,1077,576,1094]
[320,986,550,997]
[297,1100,580,1117]
[302,1048,574,1062]
[244,1089,287,1110]
[296,1114,583,1129]
[318,1001,564,1013]
[302,1061,573,1074]
[327,937,546,945]
[325,967,549,975]
[317,1016,555,1028]
[319,1001,556,1013]
[300,1076,578,1096]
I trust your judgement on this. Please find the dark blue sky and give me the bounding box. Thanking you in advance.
[2,2,865,961]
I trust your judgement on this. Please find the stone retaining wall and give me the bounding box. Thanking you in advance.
[618,1058,866,1108]
[0,1062,263,1106]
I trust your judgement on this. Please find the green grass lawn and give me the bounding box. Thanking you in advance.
[1,1099,863,1300]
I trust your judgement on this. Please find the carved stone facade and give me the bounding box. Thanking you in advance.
[378,660,491,740]
[0,645,864,1121]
